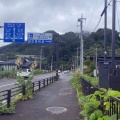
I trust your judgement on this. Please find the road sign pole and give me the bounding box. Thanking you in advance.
[56,34,59,81]
[40,46,44,70]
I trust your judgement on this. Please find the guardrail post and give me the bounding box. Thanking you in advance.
[52,77,53,83]
[39,81,41,91]
[54,76,56,81]
[116,102,119,119]
[7,90,11,108]
[50,77,51,83]
[22,85,26,95]
[47,78,48,86]
[33,83,34,92]
[43,79,45,88]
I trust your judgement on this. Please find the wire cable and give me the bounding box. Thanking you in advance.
[84,0,99,31]
[93,16,102,32]
[93,0,112,32]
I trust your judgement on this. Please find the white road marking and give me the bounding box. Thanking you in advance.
[0,82,16,88]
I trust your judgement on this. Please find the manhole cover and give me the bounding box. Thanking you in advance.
[46,107,67,114]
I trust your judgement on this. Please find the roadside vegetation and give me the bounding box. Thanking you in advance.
[0,57,37,114]
[70,72,120,120]
[33,69,46,75]
[0,71,16,80]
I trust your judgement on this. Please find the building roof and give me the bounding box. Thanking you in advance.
[0,59,33,68]
[21,61,32,68]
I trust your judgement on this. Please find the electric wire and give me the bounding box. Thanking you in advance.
[84,0,99,31]
[93,16,102,32]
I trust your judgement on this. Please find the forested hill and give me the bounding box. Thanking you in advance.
[0,29,120,69]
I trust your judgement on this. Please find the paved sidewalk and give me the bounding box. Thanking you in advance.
[0,73,82,120]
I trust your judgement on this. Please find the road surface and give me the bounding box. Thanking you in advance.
[0,72,56,91]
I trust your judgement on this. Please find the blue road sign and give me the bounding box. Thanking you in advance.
[27,33,52,44]
[4,23,25,42]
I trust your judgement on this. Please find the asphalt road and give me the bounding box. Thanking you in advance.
[0,72,56,92]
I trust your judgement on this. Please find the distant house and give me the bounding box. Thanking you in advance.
[0,59,33,71]
[20,59,33,69]
[0,60,17,71]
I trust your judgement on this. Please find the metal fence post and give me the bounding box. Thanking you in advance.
[33,83,34,92]
[52,77,53,83]
[7,90,11,108]
[43,79,45,88]
[47,78,48,86]
[39,81,41,91]
[22,85,26,95]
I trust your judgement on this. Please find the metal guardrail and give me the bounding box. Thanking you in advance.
[81,78,120,119]
[0,76,56,108]
[81,78,98,95]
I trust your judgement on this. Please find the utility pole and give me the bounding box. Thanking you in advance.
[74,56,76,70]
[96,47,98,76]
[78,15,86,73]
[40,46,43,70]
[104,0,107,62]
[56,34,59,80]
[76,47,79,70]
[51,55,53,71]
[111,0,116,68]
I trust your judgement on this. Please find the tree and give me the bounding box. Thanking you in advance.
[15,57,23,68]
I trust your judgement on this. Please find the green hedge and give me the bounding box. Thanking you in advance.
[33,69,46,75]
[80,73,98,86]
[0,71,16,79]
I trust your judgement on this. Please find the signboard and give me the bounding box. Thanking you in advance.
[27,33,52,44]
[4,23,25,42]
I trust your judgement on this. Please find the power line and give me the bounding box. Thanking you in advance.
[84,0,99,31]
[101,0,112,16]
[93,16,102,32]
[93,0,112,32]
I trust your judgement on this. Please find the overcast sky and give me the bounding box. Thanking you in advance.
[0,0,119,47]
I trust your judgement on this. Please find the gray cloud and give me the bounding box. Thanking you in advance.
[0,0,118,47]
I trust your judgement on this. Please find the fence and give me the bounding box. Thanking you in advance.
[0,76,56,108]
[81,78,120,119]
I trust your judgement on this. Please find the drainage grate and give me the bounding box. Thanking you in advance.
[46,107,67,114]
